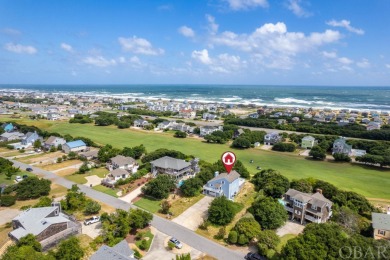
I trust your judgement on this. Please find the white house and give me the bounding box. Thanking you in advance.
[44,136,66,150]
[199,126,223,137]
[108,155,138,173]
[202,113,217,120]
[203,171,245,201]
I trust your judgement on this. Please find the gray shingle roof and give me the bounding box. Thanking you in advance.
[209,170,240,183]
[285,189,332,206]
[372,213,390,230]
[90,240,135,260]
[151,156,190,170]
[110,168,129,177]
[111,155,136,166]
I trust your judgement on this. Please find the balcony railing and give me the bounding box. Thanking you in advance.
[285,205,293,213]
[305,215,321,223]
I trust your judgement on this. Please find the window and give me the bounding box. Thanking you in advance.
[222,181,225,184]
[311,205,317,210]
[378,230,386,236]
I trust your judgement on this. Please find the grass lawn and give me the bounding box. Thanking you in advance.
[135,229,154,251]
[3,117,390,199]
[265,234,298,259]
[41,159,82,171]
[0,171,35,185]
[64,167,108,184]
[133,197,161,213]
[92,184,118,198]
[170,194,205,217]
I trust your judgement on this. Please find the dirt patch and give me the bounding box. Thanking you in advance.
[118,177,150,195]
[55,168,78,176]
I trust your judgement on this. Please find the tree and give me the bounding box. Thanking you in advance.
[232,137,251,149]
[2,245,54,260]
[61,185,87,212]
[175,253,191,260]
[98,144,121,163]
[174,131,187,138]
[257,230,280,256]
[78,162,89,174]
[33,139,42,149]
[141,175,176,199]
[251,169,290,198]
[234,217,261,243]
[68,151,77,160]
[15,177,51,200]
[55,237,84,260]
[237,234,249,245]
[333,153,351,162]
[290,179,313,193]
[121,145,146,159]
[272,143,296,152]
[180,178,203,197]
[160,200,171,214]
[207,196,237,225]
[333,206,360,234]
[0,195,16,206]
[128,209,153,229]
[228,230,238,244]
[85,200,101,214]
[308,145,326,160]
[33,196,52,208]
[249,196,287,230]
[18,234,42,252]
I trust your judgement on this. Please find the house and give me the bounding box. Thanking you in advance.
[351,149,367,157]
[301,136,317,149]
[102,168,130,187]
[291,117,300,123]
[278,119,287,125]
[108,155,138,173]
[203,171,245,201]
[372,212,390,240]
[157,121,172,130]
[9,203,81,250]
[47,112,59,120]
[90,239,136,260]
[62,140,87,153]
[264,132,282,145]
[2,123,14,132]
[248,113,259,119]
[332,137,352,156]
[367,122,381,131]
[150,156,199,180]
[0,131,24,142]
[199,126,223,137]
[79,149,99,160]
[178,110,196,119]
[43,136,66,150]
[202,113,218,120]
[233,129,245,138]
[21,131,42,146]
[133,119,151,128]
[282,189,333,225]
[361,118,371,124]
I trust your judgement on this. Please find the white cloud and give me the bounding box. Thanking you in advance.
[385,64,390,69]
[118,56,126,63]
[338,57,353,65]
[286,0,312,17]
[191,49,212,65]
[224,0,268,10]
[206,15,219,35]
[2,28,21,36]
[60,43,73,53]
[82,56,117,67]
[118,36,164,55]
[178,26,195,38]
[4,42,37,54]
[356,59,370,68]
[322,51,337,58]
[326,19,364,35]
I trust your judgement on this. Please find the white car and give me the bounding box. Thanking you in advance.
[15,176,23,182]
[84,216,100,225]
[169,237,183,249]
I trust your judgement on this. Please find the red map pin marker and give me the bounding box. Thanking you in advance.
[221,151,236,174]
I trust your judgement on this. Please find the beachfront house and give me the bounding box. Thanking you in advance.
[9,202,81,250]
[301,136,317,149]
[90,239,136,260]
[372,211,390,241]
[282,188,333,225]
[203,171,245,201]
[62,140,87,153]
[44,136,66,150]
[264,132,282,145]
[332,137,352,156]
[150,156,199,180]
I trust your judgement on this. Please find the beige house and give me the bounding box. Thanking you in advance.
[372,211,390,240]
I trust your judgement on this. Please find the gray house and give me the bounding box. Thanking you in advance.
[90,239,136,260]
[21,131,42,146]
[150,156,199,180]
[203,171,245,201]
[264,132,282,145]
[0,131,24,142]
[43,136,66,150]
[332,137,352,156]
[9,203,81,250]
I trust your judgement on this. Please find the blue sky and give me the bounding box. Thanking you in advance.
[0,0,389,85]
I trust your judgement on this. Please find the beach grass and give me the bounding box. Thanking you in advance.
[1,117,390,199]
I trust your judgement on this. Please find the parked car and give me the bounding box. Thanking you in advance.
[84,216,100,225]
[245,252,266,260]
[26,167,33,172]
[15,176,23,182]
[22,175,28,179]
[169,237,183,249]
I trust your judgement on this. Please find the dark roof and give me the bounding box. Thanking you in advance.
[150,156,190,170]
[111,155,136,166]
[110,168,129,177]
[285,189,332,206]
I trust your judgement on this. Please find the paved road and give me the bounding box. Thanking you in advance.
[10,160,245,260]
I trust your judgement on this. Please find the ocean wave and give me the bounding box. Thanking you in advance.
[274,98,312,104]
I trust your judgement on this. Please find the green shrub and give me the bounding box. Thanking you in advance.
[0,195,16,206]
[228,231,238,244]
[237,234,249,245]
[133,248,142,259]
[168,241,176,250]
[138,239,147,250]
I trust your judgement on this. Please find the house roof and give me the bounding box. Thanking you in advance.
[10,206,70,240]
[372,213,390,230]
[90,239,135,260]
[150,156,190,170]
[111,155,136,166]
[45,136,65,145]
[1,132,23,138]
[208,170,241,183]
[79,150,99,158]
[65,140,86,149]
[302,136,315,141]
[285,189,333,206]
[110,168,129,177]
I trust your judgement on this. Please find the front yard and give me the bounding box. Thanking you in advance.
[41,159,83,171]
[92,184,119,198]
[65,167,108,184]
[133,197,161,213]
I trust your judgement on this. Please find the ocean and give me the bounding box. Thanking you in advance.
[1,85,390,111]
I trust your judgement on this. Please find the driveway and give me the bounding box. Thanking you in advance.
[0,208,20,226]
[299,149,310,156]
[119,184,145,203]
[172,196,214,231]
[276,220,305,237]
[84,175,103,187]
[81,221,102,239]
[143,228,203,260]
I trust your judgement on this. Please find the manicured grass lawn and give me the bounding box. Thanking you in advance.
[135,230,154,251]
[0,171,35,185]
[64,167,108,184]
[170,194,205,217]
[4,117,390,199]
[133,197,161,213]
[92,184,118,198]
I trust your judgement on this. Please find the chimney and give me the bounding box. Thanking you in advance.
[51,201,62,213]
[214,171,219,178]
[387,206,390,215]
[316,188,323,194]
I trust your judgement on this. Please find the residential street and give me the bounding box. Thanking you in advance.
[9,159,246,260]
